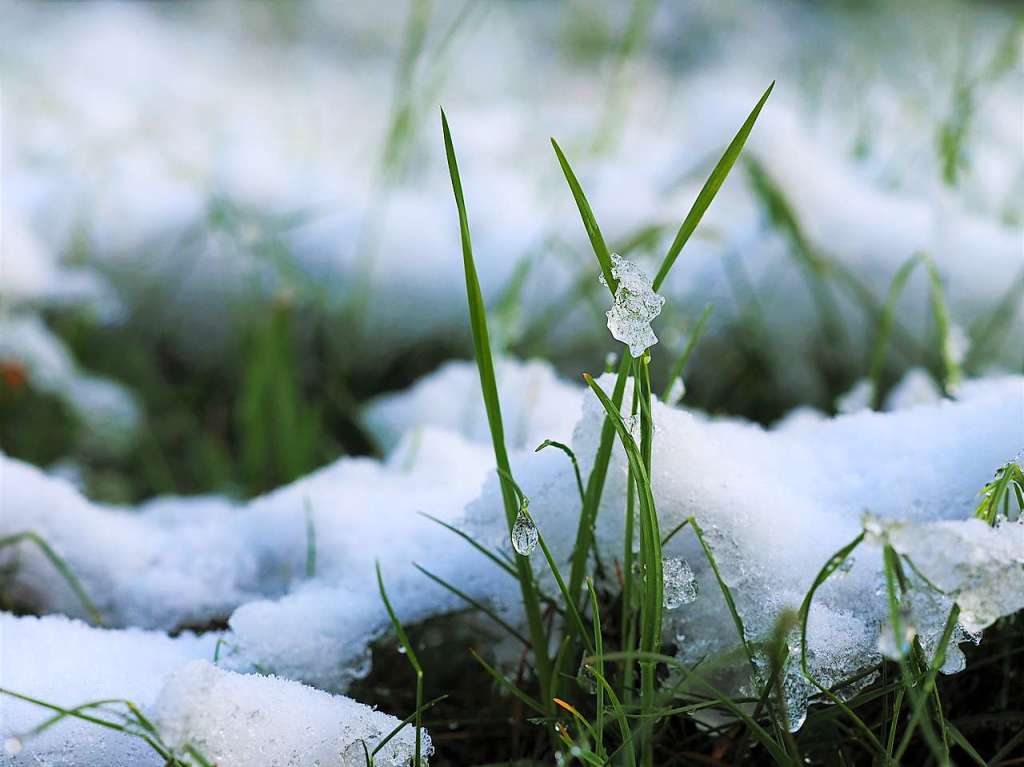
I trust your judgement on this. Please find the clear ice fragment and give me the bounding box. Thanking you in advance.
[663,557,699,609]
[511,508,538,556]
[600,254,665,358]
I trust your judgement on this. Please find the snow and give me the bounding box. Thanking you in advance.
[151,661,427,767]
[0,613,216,766]
[4,359,1019,724]
[0,616,422,766]
[1,2,1019,387]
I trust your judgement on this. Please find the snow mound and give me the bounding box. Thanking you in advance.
[0,616,421,766]
[152,661,427,767]
[0,613,216,766]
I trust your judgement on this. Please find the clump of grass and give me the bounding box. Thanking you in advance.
[372,85,1024,766]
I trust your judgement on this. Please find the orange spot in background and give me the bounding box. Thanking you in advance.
[0,361,28,390]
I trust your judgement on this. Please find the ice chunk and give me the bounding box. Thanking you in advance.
[151,661,427,767]
[600,254,665,358]
[662,557,698,609]
[883,517,1024,633]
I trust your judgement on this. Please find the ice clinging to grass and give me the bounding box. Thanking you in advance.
[662,557,699,609]
[511,505,539,556]
[600,254,665,358]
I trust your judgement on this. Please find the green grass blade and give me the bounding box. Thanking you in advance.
[0,531,103,624]
[652,82,774,291]
[535,439,586,506]
[442,108,553,699]
[869,254,924,409]
[468,648,547,716]
[371,694,449,758]
[418,512,517,577]
[413,563,530,647]
[376,562,424,766]
[922,254,962,396]
[660,303,713,402]
[590,651,793,766]
[550,138,617,292]
[568,353,632,611]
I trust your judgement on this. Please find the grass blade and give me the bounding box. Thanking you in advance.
[660,303,713,402]
[441,108,553,703]
[413,563,531,647]
[551,138,616,292]
[376,562,424,766]
[0,531,103,624]
[652,82,774,291]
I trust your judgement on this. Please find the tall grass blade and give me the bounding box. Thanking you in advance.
[652,82,774,291]
[441,108,553,702]
[551,138,617,291]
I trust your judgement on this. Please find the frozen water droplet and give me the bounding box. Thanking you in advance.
[601,254,665,358]
[878,608,917,660]
[511,509,538,556]
[835,556,855,576]
[4,738,22,756]
[666,376,686,406]
[625,413,642,440]
[663,557,698,609]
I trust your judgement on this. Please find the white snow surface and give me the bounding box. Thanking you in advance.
[0,616,422,766]
[2,360,1021,709]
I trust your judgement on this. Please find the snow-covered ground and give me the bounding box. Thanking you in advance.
[2,359,1021,756]
[1,0,1022,761]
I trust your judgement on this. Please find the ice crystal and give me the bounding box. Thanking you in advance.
[600,254,665,358]
[511,508,538,556]
[662,557,698,609]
